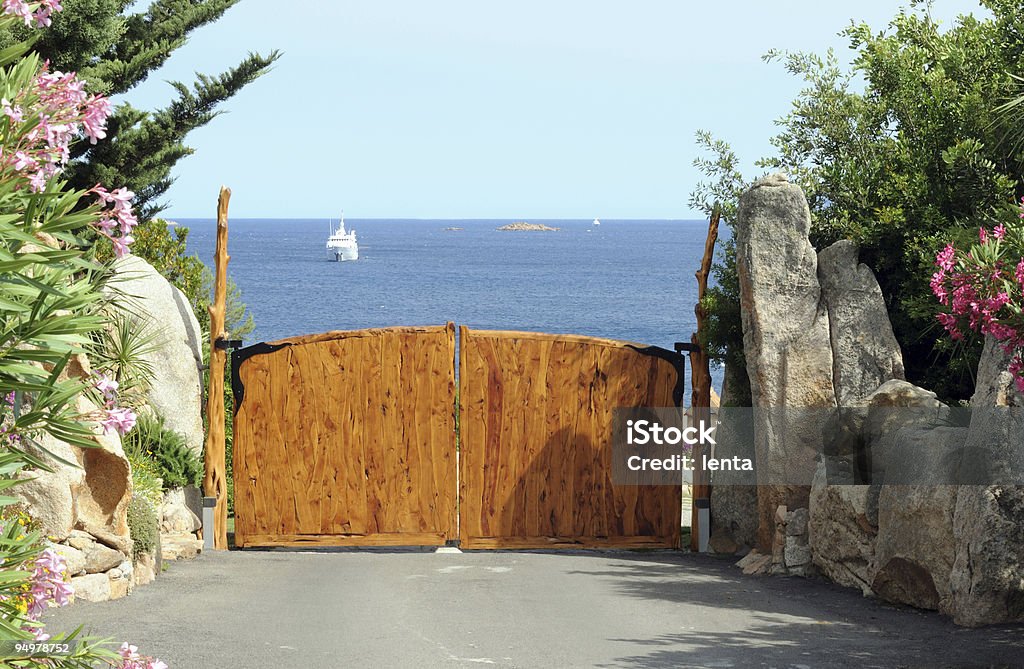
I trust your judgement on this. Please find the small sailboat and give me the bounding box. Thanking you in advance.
[326,212,358,261]
[592,218,601,226]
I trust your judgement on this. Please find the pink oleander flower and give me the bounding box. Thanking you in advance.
[88,186,137,255]
[2,0,33,25]
[2,97,23,123]
[28,169,46,192]
[934,207,1024,392]
[110,234,134,258]
[25,548,73,618]
[93,372,119,399]
[936,244,956,272]
[116,643,167,669]
[101,407,136,435]
[930,270,948,304]
[82,95,111,144]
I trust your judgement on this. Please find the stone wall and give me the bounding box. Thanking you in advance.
[15,255,206,602]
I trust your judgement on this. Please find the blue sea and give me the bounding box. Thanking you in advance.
[181,218,725,392]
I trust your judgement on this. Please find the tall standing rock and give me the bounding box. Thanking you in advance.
[817,240,905,405]
[105,255,205,453]
[735,173,836,549]
[949,336,1024,626]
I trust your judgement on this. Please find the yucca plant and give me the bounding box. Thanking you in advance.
[88,310,161,408]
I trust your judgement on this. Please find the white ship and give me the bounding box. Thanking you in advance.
[593,218,601,226]
[326,213,358,261]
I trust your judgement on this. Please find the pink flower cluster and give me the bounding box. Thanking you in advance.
[91,185,137,258]
[117,643,168,669]
[13,549,168,668]
[24,548,73,617]
[1,63,110,191]
[932,201,1024,393]
[2,0,61,27]
[0,1,136,255]
[93,372,136,435]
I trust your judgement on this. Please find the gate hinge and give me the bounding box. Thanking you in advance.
[215,338,243,351]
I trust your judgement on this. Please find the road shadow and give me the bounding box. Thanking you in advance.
[562,552,1024,668]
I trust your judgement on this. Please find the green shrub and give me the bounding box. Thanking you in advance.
[127,495,159,561]
[125,414,203,490]
[125,442,164,509]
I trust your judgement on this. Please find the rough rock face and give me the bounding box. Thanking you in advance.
[872,485,958,610]
[817,240,905,405]
[68,530,128,574]
[70,573,110,603]
[951,486,1024,626]
[72,396,132,554]
[14,434,85,542]
[106,255,204,453]
[948,336,1024,626]
[48,542,86,577]
[735,174,836,549]
[959,338,1024,484]
[808,462,878,595]
[709,364,758,552]
[14,395,132,554]
[162,488,202,534]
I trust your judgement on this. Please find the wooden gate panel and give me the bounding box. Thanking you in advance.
[459,327,682,549]
[233,325,456,547]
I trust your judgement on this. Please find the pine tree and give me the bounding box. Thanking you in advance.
[2,0,280,220]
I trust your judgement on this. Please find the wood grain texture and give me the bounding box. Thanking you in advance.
[203,187,231,550]
[459,327,682,550]
[233,324,457,548]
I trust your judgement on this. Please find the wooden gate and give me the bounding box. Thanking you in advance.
[458,327,683,549]
[231,324,457,547]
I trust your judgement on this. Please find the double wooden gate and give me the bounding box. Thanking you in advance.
[232,323,683,549]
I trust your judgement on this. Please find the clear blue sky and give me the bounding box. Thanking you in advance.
[125,0,984,219]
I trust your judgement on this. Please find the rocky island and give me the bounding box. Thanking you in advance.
[498,222,560,231]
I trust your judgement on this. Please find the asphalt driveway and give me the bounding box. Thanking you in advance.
[43,550,1024,668]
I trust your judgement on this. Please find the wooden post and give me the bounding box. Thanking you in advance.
[689,204,721,551]
[204,187,231,550]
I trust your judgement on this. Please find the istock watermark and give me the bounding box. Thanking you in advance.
[613,406,1024,487]
[612,409,753,485]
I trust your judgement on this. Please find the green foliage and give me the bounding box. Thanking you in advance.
[88,310,161,408]
[127,495,158,561]
[0,78,110,453]
[694,2,1024,401]
[124,443,164,510]
[130,218,254,339]
[689,132,749,377]
[689,130,747,223]
[129,219,207,308]
[0,0,281,220]
[0,19,126,662]
[124,413,202,490]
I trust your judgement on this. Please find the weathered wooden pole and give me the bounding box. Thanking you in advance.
[689,203,721,551]
[204,186,231,550]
